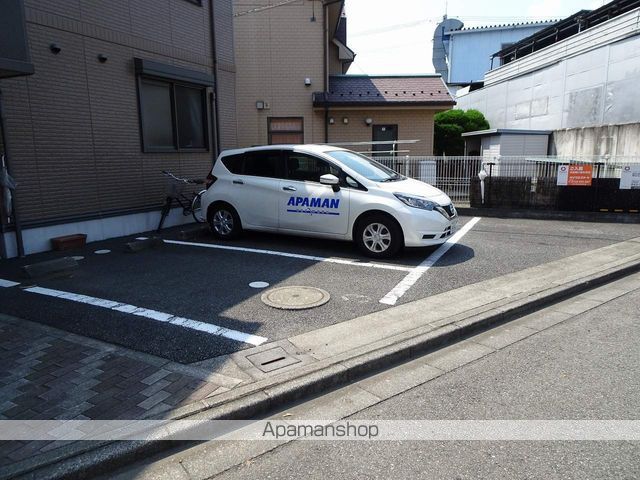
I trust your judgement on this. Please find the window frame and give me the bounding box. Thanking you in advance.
[137,75,210,154]
[268,117,304,145]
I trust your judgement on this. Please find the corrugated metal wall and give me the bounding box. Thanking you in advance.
[456,8,640,134]
[447,24,552,84]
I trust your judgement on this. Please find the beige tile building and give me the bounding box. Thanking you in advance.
[0,0,237,257]
[233,0,455,156]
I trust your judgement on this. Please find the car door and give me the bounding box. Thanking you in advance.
[278,151,350,235]
[229,150,284,228]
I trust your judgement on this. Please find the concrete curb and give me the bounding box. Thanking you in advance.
[124,237,164,253]
[9,257,640,480]
[21,257,79,280]
[456,207,640,223]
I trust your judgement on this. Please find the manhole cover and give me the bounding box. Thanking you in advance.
[261,286,330,310]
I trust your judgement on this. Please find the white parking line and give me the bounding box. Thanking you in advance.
[379,217,482,306]
[0,279,19,288]
[22,286,268,346]
[163,239,414,273]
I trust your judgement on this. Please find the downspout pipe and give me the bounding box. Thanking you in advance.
[209,0,222,157]
[323,1,329,143]
[0,88,25,257]
[322,0,345,144]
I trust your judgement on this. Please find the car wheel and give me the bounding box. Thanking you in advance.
[355,213,403,258]
[208,203,242,240]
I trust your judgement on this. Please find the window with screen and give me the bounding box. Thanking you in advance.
[138,78,208,152]
[139,80,174,150]
[268,117,304,145]
[175,85,206,149]
[286,153,340,183]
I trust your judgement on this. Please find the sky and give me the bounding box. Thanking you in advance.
[345,0,608,75]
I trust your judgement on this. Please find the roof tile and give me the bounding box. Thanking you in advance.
[314,75,455,107]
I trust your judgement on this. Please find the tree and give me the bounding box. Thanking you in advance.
[434,109,489,155]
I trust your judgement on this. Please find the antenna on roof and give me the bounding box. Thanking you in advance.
[444,0,448,19]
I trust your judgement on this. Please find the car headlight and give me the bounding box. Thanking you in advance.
[394,193,438,211]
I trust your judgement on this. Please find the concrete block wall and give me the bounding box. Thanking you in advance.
[551,123,640,158]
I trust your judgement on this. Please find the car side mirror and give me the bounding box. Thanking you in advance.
[320,174,340,192]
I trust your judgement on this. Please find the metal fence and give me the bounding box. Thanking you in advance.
[374,155,640,205]
[375,156,481,204]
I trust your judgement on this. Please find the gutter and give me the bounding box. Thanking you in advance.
[209,0,222,156]
[323,2,329,143]
[313,100,457,108]
[321,0,345,144]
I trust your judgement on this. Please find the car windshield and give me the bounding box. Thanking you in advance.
[325,150,403,182]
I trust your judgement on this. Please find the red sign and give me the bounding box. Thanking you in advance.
[557,164,593,187]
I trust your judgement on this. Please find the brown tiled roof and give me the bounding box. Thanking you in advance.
[313,75,455,107]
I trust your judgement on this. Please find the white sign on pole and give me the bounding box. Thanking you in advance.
[557,165,569,186]
[620,165,640,190]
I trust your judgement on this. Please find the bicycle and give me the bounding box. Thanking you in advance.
[157,170,206,232]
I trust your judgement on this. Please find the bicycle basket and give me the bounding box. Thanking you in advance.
[165,176,187,198]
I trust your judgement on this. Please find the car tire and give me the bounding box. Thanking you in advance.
[354,213,403,258]
[191,190,207,223]
[208,202,242,240]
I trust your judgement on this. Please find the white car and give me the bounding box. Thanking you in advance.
[201,145,458,258]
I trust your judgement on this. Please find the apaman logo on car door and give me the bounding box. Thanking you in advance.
[286,196,341,216]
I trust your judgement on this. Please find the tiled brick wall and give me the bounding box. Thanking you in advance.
[328,42,343,75]
[1,0,237,226]
[325,108,441,156]
[214,0,238,150]
[233,0,325,148]
[232,1,441,156]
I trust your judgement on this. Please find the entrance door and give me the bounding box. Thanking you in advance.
[372,124,398,157]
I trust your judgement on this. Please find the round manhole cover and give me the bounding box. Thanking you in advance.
[261,286,330,310]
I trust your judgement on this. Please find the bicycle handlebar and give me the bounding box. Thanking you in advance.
[162,170,204,185]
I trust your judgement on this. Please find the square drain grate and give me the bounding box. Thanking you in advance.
[246,347,301,373]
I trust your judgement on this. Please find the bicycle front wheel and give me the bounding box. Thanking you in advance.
[191,190,206,223]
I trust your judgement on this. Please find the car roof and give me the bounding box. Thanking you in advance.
[219,144,348,157]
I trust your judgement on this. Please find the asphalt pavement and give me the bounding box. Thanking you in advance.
[200,282,640,480]
[0,217,638,363]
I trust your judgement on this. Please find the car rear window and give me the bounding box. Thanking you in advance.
[221,153,243,174]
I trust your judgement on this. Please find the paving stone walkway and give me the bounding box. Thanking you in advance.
[0,314,245,467]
